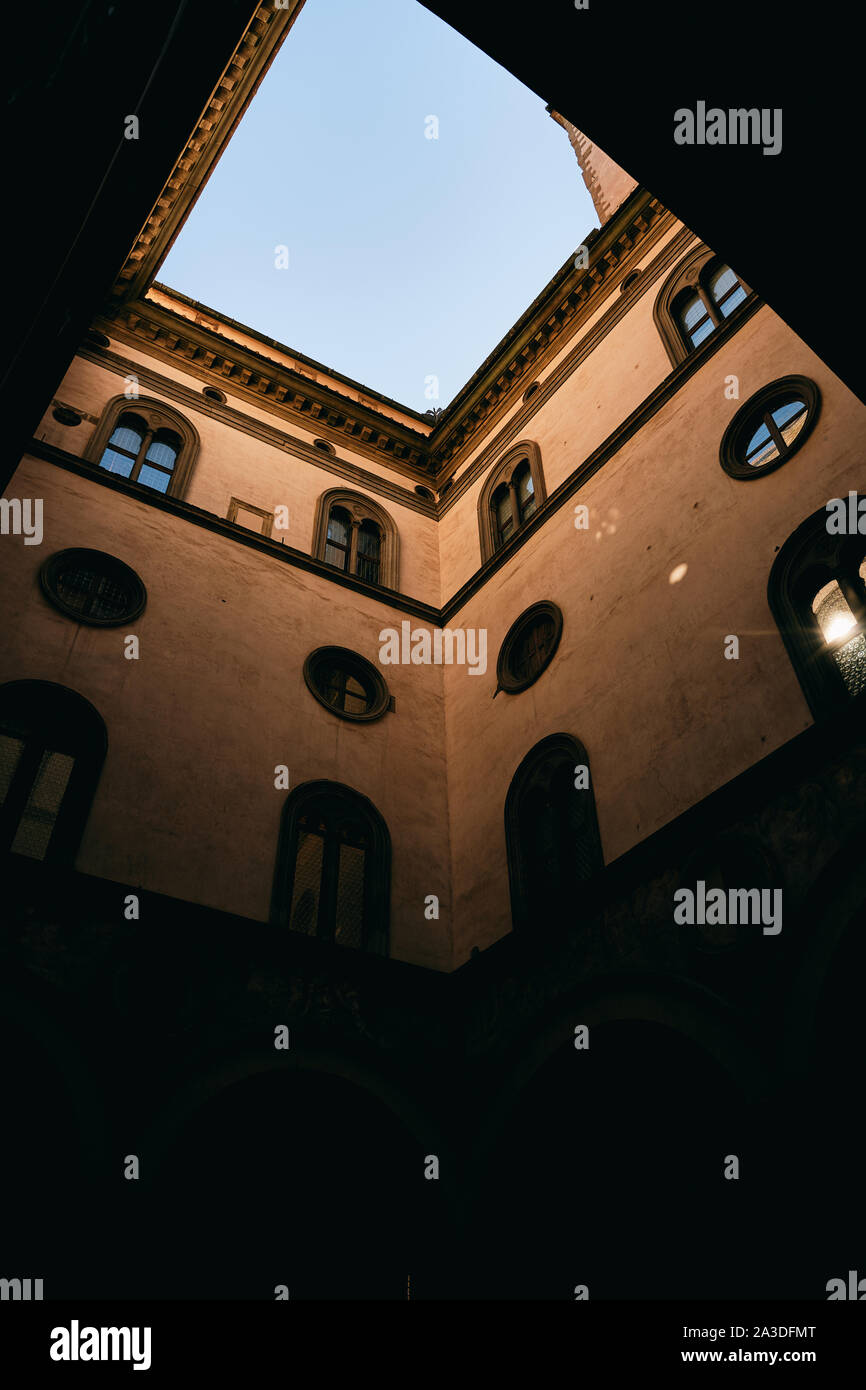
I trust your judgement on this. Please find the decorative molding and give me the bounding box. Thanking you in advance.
[438,295,765,621]
[226,497,274,537]
[110,1,306,304]
[436,224,701,515]
[429,191,675,475]
[76,344,438,518]
[90,307,434,479]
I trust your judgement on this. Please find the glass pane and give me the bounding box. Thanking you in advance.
[357,524,380,558]
[708,264,737,300]
[324,542,349,570]
[145,437,178,471]
[812,580,857,644]
[834,633,866,697]
[10,750,74,860]
[136,464,171,493]
[717,285,747,317]
[99,448,135,478]
[289,831,324,935]
[773,399,808,448]
[108,421,144,453]
[689,317,715,347]
[516,468,536,523]
[0,734,25,804]
[356,551,380,584]
[334,842,366,948]
[327,512,349,546]
[343,676,369,715]
[744,421,778,467]
[55,562,131,621]
[680,293,707,330]
[494,487,513,542]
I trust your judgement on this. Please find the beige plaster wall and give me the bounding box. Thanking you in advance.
[440,306,866,962]
[38,354,441,606]
[0,457,451,971]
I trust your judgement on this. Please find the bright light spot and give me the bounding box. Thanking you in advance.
[824,612,857,644]
[669,563,688,585]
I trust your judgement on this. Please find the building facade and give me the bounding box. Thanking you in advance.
[2,2,865,1300]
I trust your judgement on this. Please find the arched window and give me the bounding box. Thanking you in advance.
[272,781,390,955]
[312,490,399,588]
[0,681,107,865]
[478,442,547,562]
[654,247,752,366]
[768,499,866,718]
[86,396,199,498]
[504,733,603,933]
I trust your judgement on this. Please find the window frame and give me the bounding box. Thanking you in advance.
[504,732,604,934]
[719,376,820,480]
[653,247,753,367]
[496,601,563,694]
[312,489,399,589]
[39,548,147,627]
[768,501,866,718]
[478,441,547,563]
[85,395,200,499]
[0,680,107,866]
[271,779,390,955]
[303,646,392,723]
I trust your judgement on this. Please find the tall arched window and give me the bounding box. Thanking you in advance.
[86,396,199,498]
[768,499,866,718]
[478,442,547,562]
[272,781,390,955]
[654,247,752,366]
[0,681,107,864]
[504,733,603,933]
[312,490,398,588]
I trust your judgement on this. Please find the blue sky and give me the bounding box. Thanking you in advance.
[159,0,598,411]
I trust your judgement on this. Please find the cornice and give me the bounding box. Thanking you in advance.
[111,0,306,305]
[94,303,435,479]
[75,343,437,518]
[34,296,763,625]
[438,294,763,620]
[429,190,675,478]
[437,223,698,515]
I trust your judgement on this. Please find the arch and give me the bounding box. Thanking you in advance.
[504,732,603,932]
[85,393,200,498]
[477,440,546,562]
[271,779,391,955]
[0,680,107,864]
[312,487,399,588]
[653,245,751,366]
[767,496,866,718]
[463,977,768,1298]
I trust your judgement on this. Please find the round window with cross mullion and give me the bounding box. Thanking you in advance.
[496,601,563,694]
[303,646,391,722]
[720,376,820,480]
[40,548,147,626]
